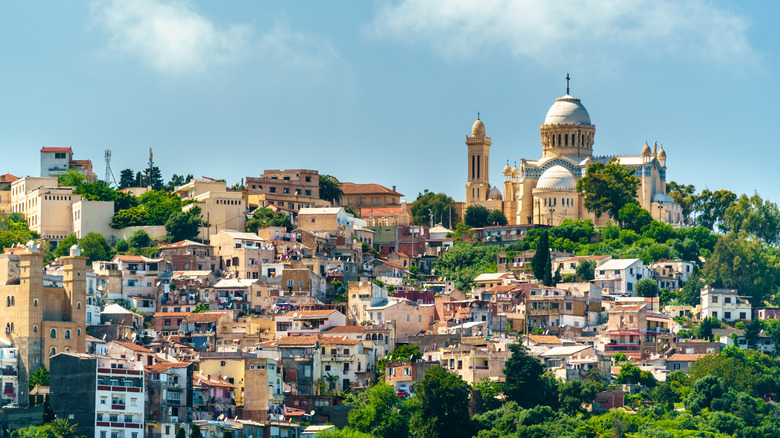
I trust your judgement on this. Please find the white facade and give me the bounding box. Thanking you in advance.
[594,258,652,295]
[86,272,101,325]
[95,357,145,438]
[40,149,72,178]
[0,340,19,407]
[72,200,115,239]
[701,287,752,322]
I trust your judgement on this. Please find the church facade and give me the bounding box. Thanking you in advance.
[465,88,682,226]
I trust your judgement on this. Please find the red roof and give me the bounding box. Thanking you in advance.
[276,336,319,346]
[318,336,360,346]
[341,183,404,197]
[0,174,18,183]
[182,311,230,324]
[158,240,209,250]
[40,147,72,153]
[667,353,709,362]
[194,373,234,389]
[112,341,153,353]
[152,312,191,318]
[146,362,192,373]
[113,255,146,263]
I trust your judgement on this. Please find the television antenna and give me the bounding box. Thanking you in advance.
[104,149,118,187]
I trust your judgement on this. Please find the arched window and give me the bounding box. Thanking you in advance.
[378,334,384,340]
[50,329,56,339]
[10,323,13,332]
[4,324,8,334]
[558,134,561,146]
[365,334,371,340]
[65,330,71,339]
[11,297,14,306]
[49,347,56,357]
[372,334,377,341]
[565,134,568,146]
[5,297,9,307]
[77,302,81,309]
[77,329,81,336]
[33,325,38,333]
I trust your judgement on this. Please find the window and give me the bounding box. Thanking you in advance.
[34,298,38,307]
[712,295,719,303]
[325,365,331,372]
[725,297,732,304]
[33,325,37,333]
[65,330,71,339]
[724,312,731,319]
[49,347,56,356]
[740,312,746,319]
[50,329,56,338]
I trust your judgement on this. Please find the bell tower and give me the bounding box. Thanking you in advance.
[465,115,491,205]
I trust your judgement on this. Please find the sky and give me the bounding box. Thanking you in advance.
[1,1,778,204]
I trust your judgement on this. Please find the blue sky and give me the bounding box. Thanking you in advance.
[1,1,777,203]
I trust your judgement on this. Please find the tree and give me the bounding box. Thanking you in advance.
[190,425,203,438]
[138,190,183,225]
[410,366,473,438]
[667,181,697,225]
[79,233,111,262]
[115,239,129,253]
[694,316,721,341]
[113,191,138,212]
[110,207,149,229]
[464,205,490,228]
[472,378,503,412]
[635,278,659,298]
[165,210,202,242]
[723,193,780,245]
[487,209,508,226]
[245,208,292,233]
[410,190,457,226]
[386,344,422,363]
[128,229,151,249]
[176,427,186,438]
[558,380,597,415]
[702,233,776,306]
[616,363,656,387]
[503,343,550,408]
[346,382,409,438]
[49,418,79,438]
[29,366,50,390]
[618,203,652,234]
[57,169,89,187]
[54,234,79,258]
[319,174,343,205]
[142,165,164,190]
[694,189,736,231]
[543,254,553,286]
[191,303,210,313]
[576,158,640,222]
[165,174,194,191]
[531,230,551,283]
[119,168,136,189]
[0,213,40,251]
[576,259,595,281]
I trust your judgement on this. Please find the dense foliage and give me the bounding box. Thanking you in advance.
[410,190,457,227]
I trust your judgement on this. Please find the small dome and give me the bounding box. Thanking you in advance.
[544,95,591,125]
[503,164,512,176]
[488,186,503,201]
[69,244,82,257]
[642,143,651,157]
[658,147,666,161]
[511,166,520,178]
[472,118,486,137]
[653,193,673,204]
[536,165,576,190]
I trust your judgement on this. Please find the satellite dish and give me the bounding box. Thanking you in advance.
[218,414,225,421]
[309,410,315,416]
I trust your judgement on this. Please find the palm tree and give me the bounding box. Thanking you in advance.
[49,418,78,438]
[319,174,343,205]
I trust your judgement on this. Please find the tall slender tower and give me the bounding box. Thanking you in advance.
[465,115,491,205]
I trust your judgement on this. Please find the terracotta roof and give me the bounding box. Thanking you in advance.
[113,255,146,262]
[340,183,404,197]
[146,362,192,373]
[152,312,191,318]
[377,260,406,271]
[183,311,230,324]
[527,334,563,345]
[276,336,319,346]
[40,147,72,153]
[359,207,406,216]
[112,341,153,353]
[194,373,234,389]
[158,240,210,250]
[282,310,337,318]
[486,284,526,293]
[611,305,645,312]
[318,336,360,346]
[324,325,389,333]
[0,174,17,183]
[667,353,709,362]
[563,255,611,262]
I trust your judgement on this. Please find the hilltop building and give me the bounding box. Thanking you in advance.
[464,78,682,226]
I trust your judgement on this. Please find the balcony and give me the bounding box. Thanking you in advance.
[111,404,125,410]
[1,368,17,376]
[166,398,181,406]
[323,355,354,362]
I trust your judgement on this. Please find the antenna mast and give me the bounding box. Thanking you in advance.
[104,149,118,187]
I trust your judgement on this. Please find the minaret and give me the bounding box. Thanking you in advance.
[465,114,492,205]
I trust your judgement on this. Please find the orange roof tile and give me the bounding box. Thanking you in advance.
[340,183,403,197]
[527,335,563,345]
[146,362,192,373]
[282,310,337,318]
[276,336,319,346]
[112,341,153,353]
[0,174,18,183]
[153,312,191,318]
[318,336,360,346]
[182,311,230,324]
[667,353,710,362]
[40,147,72,153]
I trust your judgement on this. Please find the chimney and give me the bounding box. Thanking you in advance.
[392,185,396,192]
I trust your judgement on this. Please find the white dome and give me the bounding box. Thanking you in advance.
[544,95,591,125]
[536,165,576,190]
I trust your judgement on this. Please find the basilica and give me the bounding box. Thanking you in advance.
[465,84,682,226]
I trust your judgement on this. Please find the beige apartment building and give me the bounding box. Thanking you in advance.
[246,169,328,212]
[211,230,274,280]
[175,178,246,240]
[339,183,404,209]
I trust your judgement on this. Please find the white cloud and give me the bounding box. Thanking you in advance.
[92,0,336,75]
[367,0,756,66]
